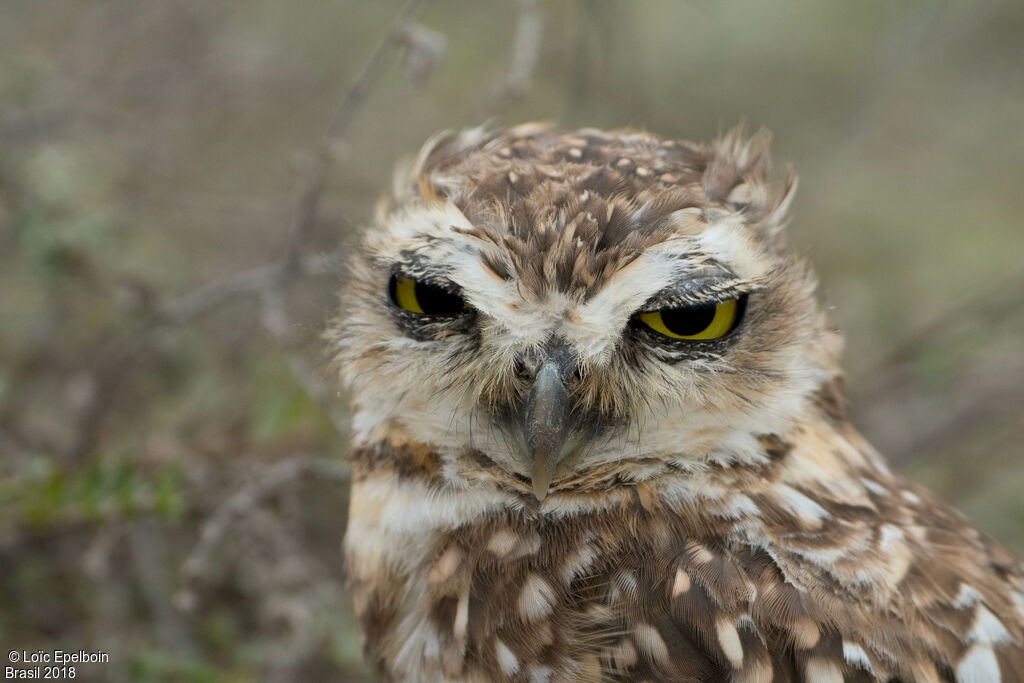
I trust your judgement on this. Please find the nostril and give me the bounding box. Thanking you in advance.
[514,360,532,381]
[569,364,584,384]
[515,344,580,385]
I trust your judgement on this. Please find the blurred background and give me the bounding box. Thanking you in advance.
[1,0,1022,680]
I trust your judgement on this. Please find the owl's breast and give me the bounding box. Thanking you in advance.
[345,448,1024,682]
[344,465,804,682]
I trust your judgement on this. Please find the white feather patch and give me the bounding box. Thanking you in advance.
[562,543,599,585]
[518,574,555,621]
[494,638,519,676]
[842,641,873,673]
[774,484,829,523]
[716,617,744,667]
[529,665,553,683]
[969,605,1012,646]
[452,590,469,642]
[957,644,1002,683]
[954,584,984,609]
[633,623,669,664]
[569,253,677,360]
[692,217,772,281]
[860,477,888,496]
[804,658,843,683]
[671,568,691,597]
[353,476,511,536]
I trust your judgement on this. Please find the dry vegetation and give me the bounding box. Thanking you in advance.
[1,1,1022,681]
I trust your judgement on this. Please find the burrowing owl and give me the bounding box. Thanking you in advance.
[331,124,1024,682]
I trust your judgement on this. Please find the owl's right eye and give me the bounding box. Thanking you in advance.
[388,275,467,316]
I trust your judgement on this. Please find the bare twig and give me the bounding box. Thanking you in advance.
[852,270,1024,396]
[181,457,349,586]
[894,385,1024,465]
[848,270,1024,465]
[504,0,544,97]
[58,251,341,462]
[57,0,434,464]
[162,251,339,324]
[258,280,349,434]
[395,22,447,87]
[284,353,349,435]
[284,0,428,272]
[126,519,195,655]
[479,0,544,116]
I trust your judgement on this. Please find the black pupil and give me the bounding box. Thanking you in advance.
[660,303,716,336]
[391,276,464,314]
[415,281,463,314]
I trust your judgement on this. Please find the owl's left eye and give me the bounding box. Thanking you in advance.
[634,296,746,341]
[388,275,467,315]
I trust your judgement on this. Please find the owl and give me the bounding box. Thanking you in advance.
[330,124,1024,682]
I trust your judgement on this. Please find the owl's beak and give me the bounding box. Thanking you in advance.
[521,350,577,502]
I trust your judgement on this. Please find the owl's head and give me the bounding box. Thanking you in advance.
[332,124,840,502]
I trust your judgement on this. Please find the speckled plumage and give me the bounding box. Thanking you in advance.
[330,124,1024,682]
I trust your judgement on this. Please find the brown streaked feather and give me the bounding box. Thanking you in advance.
[395,124,791,300]
[346,425,1024,682]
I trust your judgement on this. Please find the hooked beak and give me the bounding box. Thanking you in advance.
[520,349,578,501]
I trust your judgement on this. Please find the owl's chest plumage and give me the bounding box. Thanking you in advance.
[343,427,1024,683]
[346,476,756,682]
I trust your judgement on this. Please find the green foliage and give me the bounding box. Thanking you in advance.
[248,356,337,445]
[128,649,247,683]
[2,457,186,527]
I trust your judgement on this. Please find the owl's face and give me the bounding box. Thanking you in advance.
[334,125,837,501]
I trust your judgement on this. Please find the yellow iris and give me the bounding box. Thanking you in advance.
[638,298,739,340]
[392,276,424,313]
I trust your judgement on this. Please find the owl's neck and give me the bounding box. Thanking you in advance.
[345,377,888,524]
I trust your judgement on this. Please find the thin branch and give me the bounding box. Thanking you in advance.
[126,519,195,655]
[852,270,1024,392]
[166,251,340,324]
[284,0,428,272]
[257,280,349,434]
[478,0,545,117]
[892,384,1024,466]
[504,0,544,97]
[181,457,349,585]
[57,251,340,462]
[56,0,431,467]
